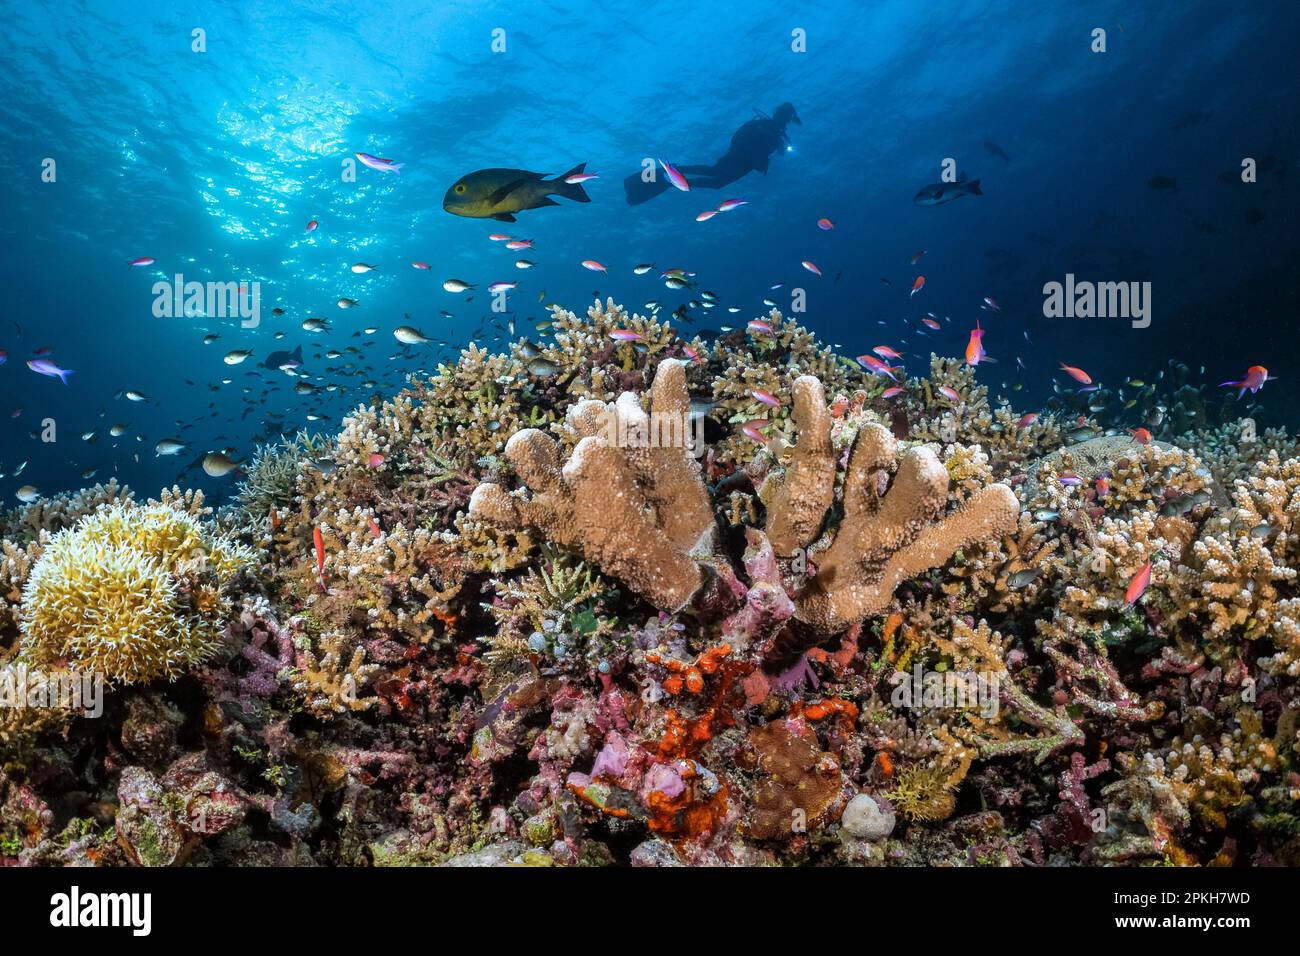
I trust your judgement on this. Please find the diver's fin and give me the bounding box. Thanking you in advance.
[552,163,591,203]
[623,170,672,206]
[491,212,517,222]
[292,345,303,360]
[966,179,983,195]
[486,179,529,206]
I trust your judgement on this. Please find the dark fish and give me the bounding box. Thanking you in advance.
[443,164,592,222]
[983,139,1011,162]
[913,176,982,206]
[261,345,303,371]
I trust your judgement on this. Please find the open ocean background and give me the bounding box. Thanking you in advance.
[0,0,1296,504]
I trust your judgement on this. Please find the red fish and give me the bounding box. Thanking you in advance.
[937,385,961,402]
[1124,559,1152,607]
[748,319,774,334]
[740,419,770,443]
[856,355,900,381]
[817,217,834,230]
[801,260,822,277]
[313,526,326,591]
[910,275,925,298]
[1017,412,1039,429]
[305,220,318,233]
[1059,363,1092,385]
[718,198,748,212]
[1219,365,1270,399]
[411,261,431,270]
[1130,427,1152,445]
[921,317,941,331]
[368,453,385,468]
[696,209,718,222]
[881,386,905,398]
[368,517,382,538]
[964,320,986,366]
[751,388,781,408]
[872,345,903,360]
[581,259,607,272]
[127,256,155,268]
[910,250,926,265]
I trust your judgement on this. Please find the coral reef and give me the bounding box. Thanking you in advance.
[4,298,1300,870]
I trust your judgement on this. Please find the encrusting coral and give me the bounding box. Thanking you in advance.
[5,297,1300,870]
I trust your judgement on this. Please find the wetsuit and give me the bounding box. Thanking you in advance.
[625,109,796,205]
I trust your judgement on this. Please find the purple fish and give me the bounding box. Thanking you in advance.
[0,348,6,366]
[27,358,73,384]
[354,152,404,175]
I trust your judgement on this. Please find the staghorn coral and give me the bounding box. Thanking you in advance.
[288,631,380,717]
[0,479,134,544]
[238,430,334,517]
[19,500,255,685]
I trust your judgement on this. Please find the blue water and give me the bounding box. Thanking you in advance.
[1,0,1297,503]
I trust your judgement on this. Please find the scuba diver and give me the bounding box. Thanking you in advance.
[624,102,801,205]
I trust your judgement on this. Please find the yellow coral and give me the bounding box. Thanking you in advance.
[19,501,254,685]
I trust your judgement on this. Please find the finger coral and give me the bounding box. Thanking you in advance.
[796,422,1020,632]
[470,358,715,611]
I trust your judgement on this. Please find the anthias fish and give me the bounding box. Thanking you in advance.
[443,164,592,222]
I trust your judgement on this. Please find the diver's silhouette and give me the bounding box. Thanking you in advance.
[624,103,801,205]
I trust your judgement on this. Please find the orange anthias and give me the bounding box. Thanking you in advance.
[313,526,326,591]
[1059,362,1092,385]
[1124,559,1152,607]
[964,319,986,366]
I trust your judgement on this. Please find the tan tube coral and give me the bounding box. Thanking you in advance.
[469,359,714,611]
[763,375,836,556]
[796,423,1020,632]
